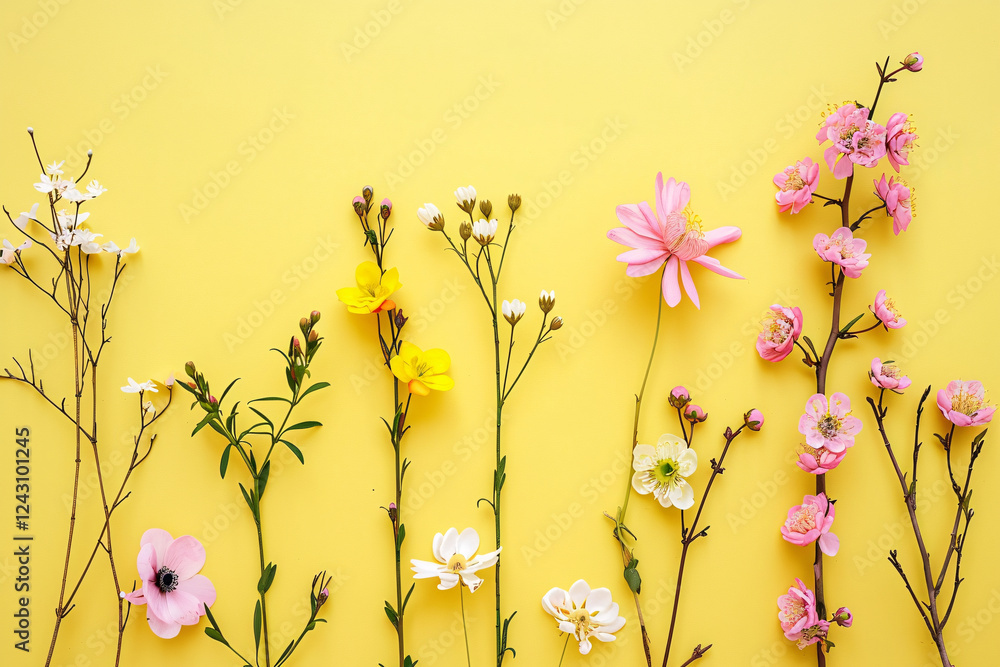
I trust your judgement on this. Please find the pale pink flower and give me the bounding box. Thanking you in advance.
[937,381,995,427]
[777,578,820,642]
[608,173,743,308]
[874,174,913,235]
[870,358,911,391]
[798,393,863,454]
[684,404,708,423]
[781,493,839,556]
[797,445,847,475]
[903,52,923,72]
[756,305,803,362]
[120,528,216,639]
[885,113,918,172]
[871,289,907,329]
[773,158,820,214]
[816,104,887,178]
[668,386,690,409]
[813,227,870,279]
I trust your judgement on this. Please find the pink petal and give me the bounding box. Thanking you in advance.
[144,583,170,622]
[678,260,700,310]
[140,529,174,570]
[690,255,744,279]
[617,247,668,265]
[164,589,202,625]
[833,154,854,179]
[136,543,156,582]
[607,227,662,250]
[163,536,206,580]
[703,226,742,248]
[122,590,146,606]
[662,256,681,307]
[624,253,668,277]
[819,532,840,557]
[145,611,182,639]
[657,174,690,215]
[176,574,216,609]
[615,203,660,240]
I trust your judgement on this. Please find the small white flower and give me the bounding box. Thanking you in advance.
[411,527,501,593]
[13,203,40,231]
[56,209,89,230]
[143,400,156,416]
[631,434,698,510]
[119,238,140,255]
[417,202,442,227]
[63,188,87,203]
[501,299,526,325]
[0,239,32,265]
[102,241,121,254]
[541,580,626,655]
[71,229,104,254]
[539,289,555,313]
[46,160,65,175]
[34,174,58,193]
[121,377,158,394]
[454,185,477,207]
[471,218,498,245]
[85,180,107,198]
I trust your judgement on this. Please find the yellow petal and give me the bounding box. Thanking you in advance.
[421,348,451,375]
[421,374,455,392]
[408,379,431,396]
[336,286,363,305]
[389,354,410,382]
[355,261,382,287]
[396,341,422,364]
[382,266,402,293]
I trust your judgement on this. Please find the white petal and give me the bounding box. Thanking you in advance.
[670,479,695,510]
[569,580,591,606]
[457,528,480,559]
[436,573,459,590]
[677,448,698,476]
[439,528,459,559]
[541,588,569,617]
[585,588,612,614]
[459,571,482,593]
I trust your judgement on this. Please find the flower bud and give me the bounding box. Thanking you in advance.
[508,193,521,212]
[459,221,472,241]
[209,395,218,406]
[902,52,923,72]
[26,127,34,135]
[352,196,364,215]
[311,310,321,324]
[502,299,526,325]
[833,607,853,628]
[388,502,398,522]
[744,408,764,431]
[395,309,408,329]
[684,404,708,424]
[308,329,319,343]
[362,186,373,203]
[668,386,690,409]
[380,197,392,220]
[538,289,555,313]
[549,316,563,331]
[316,587,329,608]
[479,199,493,219]
[185,361,197,378]
[300,317,309,332]
[187,381,198,391]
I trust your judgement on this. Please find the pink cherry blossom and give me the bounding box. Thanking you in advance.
[120,528,216,638]
[816,103,887,179]
[874,174,913,235]
[813,227,871,279]
[773,158,820,214]
[798,392,863,454]
[608,173,743,309]
[870,358,911,391]
[781,493,840,556]
[756,305,803,362]
[871,289,907,329]
[777,579,828,648]
[937,380,995,427]
[885,113,918,172]
[797,445,847,474]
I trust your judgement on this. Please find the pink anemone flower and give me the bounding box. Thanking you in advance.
[937,380,995,427]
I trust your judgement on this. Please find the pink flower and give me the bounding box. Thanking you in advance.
[773,158,820,214]
[684,404,708,423]
[885,113,918,172]
[903,52,923,72]
[781,493,840,556]
[816,103,887,179]
[874,174,913,235]
[777,578,821,643]
[608,173,743,309]
[744,408,764,431]
[668,386,690,409]
[756,305,803,362]
[120,528,216,639]
[798,393,863,454]
[813,227,870,279]
[833,607,854,628]
[870,358,911,391]
[871,289,907,329]
[937,380,995,427]
[797,445,847,474]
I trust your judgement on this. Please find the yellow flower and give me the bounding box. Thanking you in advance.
[336,261,401,314]
[390,342,455,396]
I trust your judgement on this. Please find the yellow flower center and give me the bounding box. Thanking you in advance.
[952,388,984,416]
[568,608,595,634]
[882,364,902,380]
[781,167,806,192]
[447,554,469,573]
[817,414,843,439]
[787,505,818,533]
[762,312,793,344]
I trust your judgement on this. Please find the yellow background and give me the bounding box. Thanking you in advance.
[2,1,999,666]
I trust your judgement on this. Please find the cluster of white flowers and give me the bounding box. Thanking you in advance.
[49,209,138,256]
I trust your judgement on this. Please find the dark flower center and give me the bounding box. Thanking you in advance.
[156,567,178,593]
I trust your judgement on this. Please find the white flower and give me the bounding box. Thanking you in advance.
[102,241,121,254]
[0,239,32,265]
[119,238,140,255]
[56,209,89,230]
[541,580,626,655]
[71,229,104,254]
[411,527,501,593]
[85,180,107,198]
[34,174,58,193]
[631,434,698,510]
[501,299,526,325]
[46,160,65,175]
[13,203,40,231]
[539,289,555,313]
[417,203,442,227]
[63,188,87,203]
[121,377,158,394]
[454,185,477,207]
[471,218,498,245]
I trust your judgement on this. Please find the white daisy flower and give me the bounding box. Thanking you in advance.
[541,579,626,655]
[411,527,500,593]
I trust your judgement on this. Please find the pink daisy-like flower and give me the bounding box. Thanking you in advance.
[781,493,840,556]
[120,529,216,639]
[813,227,871,279]
[756,305,803,362]
[816,103,887,179]
[797,445,847,475]
[608,173,743,309]
[937,380,995,427]
[874,174,913,235]
[798,392,863,454]
[871,289,906,329]
[870,358,911,391]
[885,113,918,172]
[773,158,820,214]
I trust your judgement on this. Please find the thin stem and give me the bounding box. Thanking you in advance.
[557,633,570,667]
[460,586,473,667]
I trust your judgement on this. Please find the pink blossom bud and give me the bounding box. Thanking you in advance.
[668,386,691,409]
[209,395,218,405]
[833,607,853,627]
[902,52,923,72]
[311,310,321,323]
[744,409,764,431]
[684,404,708,424]
[362,186,373,203]
[380,198,392,219]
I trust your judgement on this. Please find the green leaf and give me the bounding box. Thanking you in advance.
[258,460,271,500]
[258,563,277,594]
[284,420,323,432]
[218,377,240,406]
[624,563,642,593]
[204,627,228,645]
[253,601,262,650]
[277,641,295,664]
[306,621,316,632]
[281,439,305,465]
[839,313,865,335]
[300,381,331,400]
[396,523,406,551]
[203,602,221,631]
[220,445,232,479]
[248,406,274,429]
[384,601,398,628]
[208,420,229,439]
[239,483,255,514]
[250,396,292,404]
[401,583,415,614]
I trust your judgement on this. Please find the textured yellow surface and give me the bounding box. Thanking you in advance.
[2,1,999,666]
